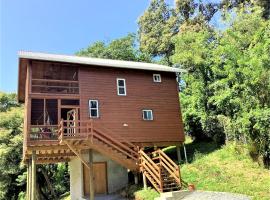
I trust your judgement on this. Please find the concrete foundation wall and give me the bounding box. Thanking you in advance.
[69,151,128,200]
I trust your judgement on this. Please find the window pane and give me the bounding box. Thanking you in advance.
[90,101,97,108]
[143,111,147,119]
[118,80,125,86]
[148,111,153,119]
[119,87,125,94]
[91,109,97,117]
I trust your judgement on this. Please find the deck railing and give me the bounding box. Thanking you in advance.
[31,78,79,94]
[58,119,139,161]
[29,125,59,140]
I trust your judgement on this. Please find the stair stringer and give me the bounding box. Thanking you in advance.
[85,140,139,171]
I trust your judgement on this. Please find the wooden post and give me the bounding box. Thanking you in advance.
[143,173,147,190]
[28,159,32,200]
[31,151,36,200]
[183,143,188,163]
[134,172,138,184]
[26,162,28,200]
[176,145,182,164]
[88,149,94,200]
[26,161,30,200]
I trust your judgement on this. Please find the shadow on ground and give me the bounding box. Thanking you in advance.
[164,140,220,164]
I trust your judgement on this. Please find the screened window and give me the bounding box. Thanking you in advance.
[89,100,99,118]
[117,78,126,96]
[153,74,161,82]
[142,110,153,121]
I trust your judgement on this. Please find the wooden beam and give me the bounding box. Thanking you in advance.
[26,160,30,200]
[37,152,75,158]
[30,93,80,99]
[65,141,90,169]
[36,158,71,164]
[31,151,36,200]
[89,149,95,200]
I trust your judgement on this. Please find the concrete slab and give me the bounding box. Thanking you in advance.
[95,194,127,200]
[155,191,251,200]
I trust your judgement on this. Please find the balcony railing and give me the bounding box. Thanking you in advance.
[29,125,59,140]
[31,79,79,94]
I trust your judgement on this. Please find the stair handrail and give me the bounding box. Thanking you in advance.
[139,150,162,191]
[158,150,179,171]
[139,150,160,172]
[157,150,181,184]
[93,130,138,161]
[93,123,138,150]
[90,122,139,160]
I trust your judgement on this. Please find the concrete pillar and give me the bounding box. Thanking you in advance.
[88,149,95,200]
[183,143,188,163]
[143,173,147,189]
[176,145,182,164]
[31,151,36,200]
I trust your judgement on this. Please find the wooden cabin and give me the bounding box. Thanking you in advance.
[18,51,185,200]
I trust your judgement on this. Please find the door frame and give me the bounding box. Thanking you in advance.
[82,161,108,197]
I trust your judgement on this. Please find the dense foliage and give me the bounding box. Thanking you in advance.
[76,33,152,62]
[0,92,24,200]
[172,6,270,166]
[0,93,70,200]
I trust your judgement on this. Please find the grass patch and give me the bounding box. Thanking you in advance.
[181,143,270,200]
[135,187,159,200]
[59,192,70,200]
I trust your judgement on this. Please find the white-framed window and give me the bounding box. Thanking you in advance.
[117,78,126,96]
[142,109,153,120]
[89,100,99,118]
[153,74,161,82]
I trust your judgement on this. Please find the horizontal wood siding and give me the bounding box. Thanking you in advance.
[79,66,184,144]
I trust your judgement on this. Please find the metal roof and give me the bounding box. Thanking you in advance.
[18,51,185,73]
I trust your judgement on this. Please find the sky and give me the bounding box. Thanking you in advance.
[0,0,222,93]
[0,0,163,92]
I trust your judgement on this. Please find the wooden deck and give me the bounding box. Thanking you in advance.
[24,119,182,193]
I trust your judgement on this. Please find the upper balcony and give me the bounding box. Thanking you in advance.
[31,61,79,95]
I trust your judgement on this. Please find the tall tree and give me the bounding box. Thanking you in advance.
[76,33,151,62]
[211,6,270,166]
[138,0,219,66]
[172,27,219,141]
[172,5,270,166]
[221,0,270,19]
[138,0,178,65]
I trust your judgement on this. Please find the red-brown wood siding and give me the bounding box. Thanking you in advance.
[79,66,184,143]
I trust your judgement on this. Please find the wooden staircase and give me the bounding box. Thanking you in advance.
[58,119,182,192]
[139,149,181,192]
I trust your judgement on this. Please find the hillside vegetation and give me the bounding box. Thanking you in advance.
[181,143,270,200]
[136,143,270,200]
